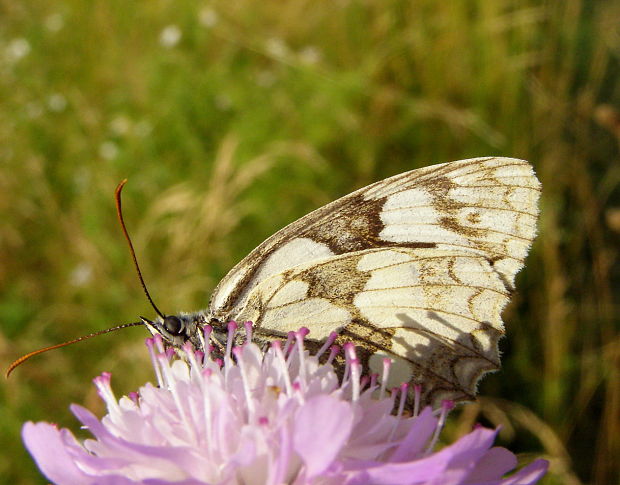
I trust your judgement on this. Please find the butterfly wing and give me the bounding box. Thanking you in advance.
[209,157,540,320]
[207,157,540,403]
[232,247,511,404]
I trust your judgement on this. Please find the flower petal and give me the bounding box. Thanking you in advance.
[71,405,208,481]
[499,459,549,485]
[347,445,453,485]
[23,422,137,485]
[464,447,517,483]
[349,427,501,485]
[389,407,437,462]
[293,394,354,478]
[22,421,93,485]
[441,427,499,470]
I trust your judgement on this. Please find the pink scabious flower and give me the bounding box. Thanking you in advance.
[23,323,548,484]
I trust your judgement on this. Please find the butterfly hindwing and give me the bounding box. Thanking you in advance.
[232,247,510,404]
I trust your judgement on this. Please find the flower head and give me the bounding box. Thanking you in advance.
[23,324,548,484]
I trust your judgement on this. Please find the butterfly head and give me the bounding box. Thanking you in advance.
[141,313,207,352]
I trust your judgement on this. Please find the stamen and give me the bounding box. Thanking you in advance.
[342,343,359,399]
[386,383,409,444]
[343,342,356,361]
[342,342,357,385]
[145,337,163,387]
[316,331,338,359]
[156,353,173,388]
[182,342,201,380]
[128,391,139,404]
[350,359,361,402]
[426,400,455,454]
[283,331,295,357]
[369,373,378,390]
[386,386,398,411]
[396,383,408,419]
[225,321,237,365]
[380,358,392,400]
[244,321,253,343]
[294,330,308,390]
[153,334,165,353]
[292,381,304,404]
[360,375,370,391]
[271,341,293,395]
[93,373,121,415]
[326,345,340,366]
[413,384,422,417]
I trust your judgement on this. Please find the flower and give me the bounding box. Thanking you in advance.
[159,25,182,48]
[23,323,548,484]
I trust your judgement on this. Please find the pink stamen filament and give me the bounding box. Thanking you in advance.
[283,331,295,356]
[380,358,392,400]
[350,359,361,402]
[225,321,237,364]
[326,345,340,366]
[360,375,370,391]
[145,337,164,387]
[316,331,338,359]
[369,373,378,389]
[271,340,294,396]
[426,400,455,454]
[244,321,253,343]
[93,373,121,415]
[413,384,422,417]
[294,330,308,391]
[396,383,408,419]
[153,333,165,353]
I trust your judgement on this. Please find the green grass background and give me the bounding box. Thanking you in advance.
[1,1,619,483]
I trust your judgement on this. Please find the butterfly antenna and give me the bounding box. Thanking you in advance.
[115,180,166,319]
[6,322,143,377]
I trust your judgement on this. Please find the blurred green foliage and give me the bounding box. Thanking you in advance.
[1,1,619,483]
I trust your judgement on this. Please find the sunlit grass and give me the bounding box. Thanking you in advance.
[1,1,619,483]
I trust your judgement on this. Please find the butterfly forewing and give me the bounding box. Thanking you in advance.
[207,157,541,405]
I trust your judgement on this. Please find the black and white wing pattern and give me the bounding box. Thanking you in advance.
[207,157,541,405]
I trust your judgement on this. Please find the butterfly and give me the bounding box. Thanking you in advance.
[142,156,540,406]
[10,157,540,406]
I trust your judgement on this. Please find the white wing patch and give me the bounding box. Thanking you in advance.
[205,157,541,406]
[375,159,539,289]
[210,237,334,311]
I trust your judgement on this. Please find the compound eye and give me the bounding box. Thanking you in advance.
[163,315,183,335]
